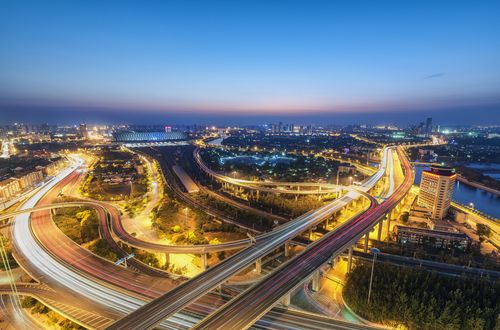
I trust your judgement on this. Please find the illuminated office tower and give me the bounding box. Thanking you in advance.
[417,166,456,221]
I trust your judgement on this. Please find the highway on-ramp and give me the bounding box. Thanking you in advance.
[106,147,392,329]
[9,155,384,330]
[191,147,413,330]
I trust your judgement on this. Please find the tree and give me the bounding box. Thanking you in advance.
[343,262,500,330]
[76,210,92,226]
[476,224,491,242]
[400,211,410,224]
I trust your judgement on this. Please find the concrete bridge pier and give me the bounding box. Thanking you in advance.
[363,233,369,252]
[347,246,353,272]
[330,255,337,269]
[255,258,262,274]
[284,241,290,257]
[282,292,291,307]
[165,253,170,265]
[386,213,392,236]
[311,270,321,292]
[377,219,383,241]
[201,253,208,271]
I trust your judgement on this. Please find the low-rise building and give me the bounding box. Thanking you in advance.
[0,178,21,200]
[16,170,43,189]
[43,158,66,176]
[338,162,356,174]
[394,225,470,250]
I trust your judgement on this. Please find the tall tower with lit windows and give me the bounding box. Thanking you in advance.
[417,166,456,221]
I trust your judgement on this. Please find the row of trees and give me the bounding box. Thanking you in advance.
[250,193,323,218]
[343,262,500,329]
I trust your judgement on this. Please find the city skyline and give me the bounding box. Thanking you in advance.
[1,1,500,125]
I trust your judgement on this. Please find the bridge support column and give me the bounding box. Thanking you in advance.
[282,292,291,307]
[386,213,391,237]
[364,234,369,253]
[325,217,329,230]
[284,241,290,257]
[165,253,170,265]
[377,219,383,241]
[309,228,314,240]
[311,270,321,292]
[348,246,353,272]
[255,258,262,274]
[330,255,337,269]
[201,253,208,271]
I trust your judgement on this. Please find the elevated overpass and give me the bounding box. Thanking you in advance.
[191,147,413,330]
[106,148,392,329]
[8,155,385,330]
[194,148,343,196]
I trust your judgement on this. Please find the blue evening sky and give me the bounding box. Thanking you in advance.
[0,1,499,124]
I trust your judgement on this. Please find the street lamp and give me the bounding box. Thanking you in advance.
[367,247,380,304]
[469,202,475,210]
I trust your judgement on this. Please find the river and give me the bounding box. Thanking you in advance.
[414,166,500,219]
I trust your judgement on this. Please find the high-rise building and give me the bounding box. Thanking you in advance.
[417,166,456,221]
[79,123,88,139]
[425,117,432,136]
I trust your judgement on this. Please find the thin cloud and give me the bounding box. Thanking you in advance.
[425,73,445,79]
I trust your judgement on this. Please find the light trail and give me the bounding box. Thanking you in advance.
[106,148,392,329]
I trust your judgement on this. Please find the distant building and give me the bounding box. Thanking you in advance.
[417,166,456,221]
[164,125,172,133]
[112,131,187,142]
[394,225,470,250]
[79,123,89,139]
[425,117,432,136]
[338,162,356,174]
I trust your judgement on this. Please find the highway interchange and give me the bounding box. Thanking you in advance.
[1,140,485,330]
[1,143,387,329]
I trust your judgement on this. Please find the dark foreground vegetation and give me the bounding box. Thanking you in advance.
[343,262,500,330]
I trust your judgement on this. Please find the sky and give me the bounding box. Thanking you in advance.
[1,0,500,125]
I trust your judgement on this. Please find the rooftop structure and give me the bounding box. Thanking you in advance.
[394,225,470,250]
[172,165,199,193]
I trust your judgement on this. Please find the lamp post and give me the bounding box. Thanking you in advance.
[184,207,189,228]
[367,247,380,304]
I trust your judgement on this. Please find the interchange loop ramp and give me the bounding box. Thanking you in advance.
[106,147,392,330]
[191,147,413,330]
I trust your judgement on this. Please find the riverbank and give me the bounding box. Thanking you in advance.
[457,175,500,197]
